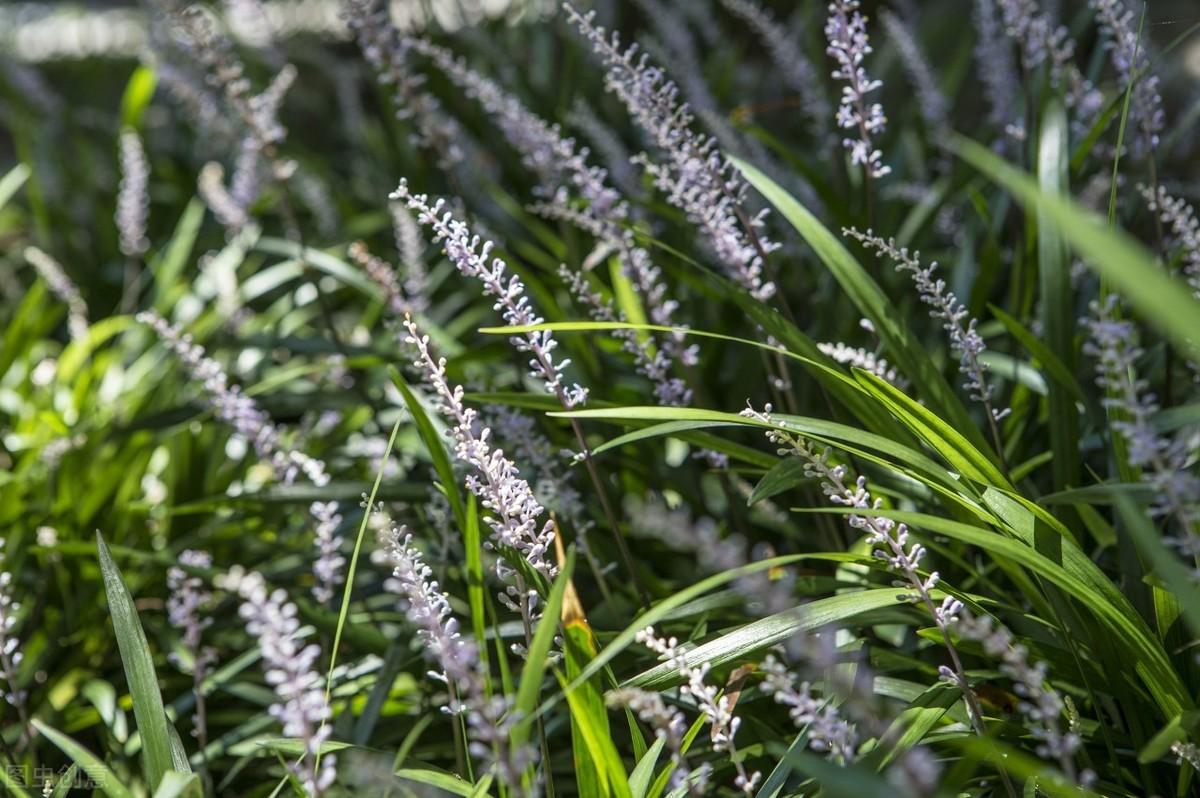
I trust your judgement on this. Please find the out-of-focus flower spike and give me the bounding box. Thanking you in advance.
[878,9,947,131]
[117,128,150,258]
[563,3,779,302]
[25,247,89,341]
[719,0,830,144]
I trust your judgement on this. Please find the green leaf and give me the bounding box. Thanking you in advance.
[0,163,30,213]
[1116,494,1200,639]
[1139,710,1200,764]
[862,682,958,769]
[731,155,988,452]
[0,762,33,798]
[326,417,402,700]
[950,737,1099,797]
[989,305,1086,405]
[32,719,135,798]
[1036,103,1080,493]
[392,756,481,796]
[624,589,904,690]
[557,665,633,798]
[853,370,1009,487]
[561,575,628,798]
[628,737,666,798]
[120,65,158,130]
[464,496,492,696]
[151,772,203,798]
[952,134,1200,364]
[97,532,183,789]
[151,199,205,309]
[749,457,809,506]
[511,548,576,755]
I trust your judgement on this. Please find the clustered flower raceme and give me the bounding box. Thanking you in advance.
[391,202,431,313]
[564,3,779,302]
[633,0,768,176]
[410,37,618,212]
[167,549,216,748]
[137,311,325,483]
[845,228,1009,424]
[403,316,557,627]
[817,340,906,388]
[116,128,150,258]
[137,311,346,604]
[341,0,464,168]
[568,99,642,200]
[167,5,294,158]
[1141,185,1200,302]
[605,686,698,791]
[1084,297,1200,560]
[309,501,345,605]
[761,637,941,793]
[719,0,830,145]
[631,627,760,795]
[824,0,890,179]
[937,600,1089,784]
[167,549,215,671]
[995,0,1101,121]
[0,540,26,720]
[1090,0,1163,157]
[878,9,947,131]
[151,55,236,144]
[374,519,531,785]
[486,406,584,523]
[760,654,858,761]
[217,567,337,797]
[392,180,589,408]
[25,246,89,341]
[348,240,417,319]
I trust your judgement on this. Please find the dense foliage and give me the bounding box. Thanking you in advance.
[2,0,1200,796]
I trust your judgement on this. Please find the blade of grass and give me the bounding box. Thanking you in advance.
[1036,102,1080,493]
[97,532,182,789]
[32,719,136,798]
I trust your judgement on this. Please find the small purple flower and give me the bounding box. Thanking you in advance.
[1084,297,1200,557]
[391,181,588,408]
[375,520,534,785]
[879,9,947,130]
[825,1,890,178]
[341,0,464,168]
[218,568,336,796]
